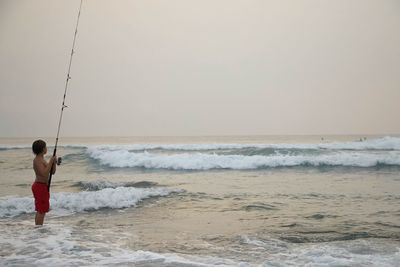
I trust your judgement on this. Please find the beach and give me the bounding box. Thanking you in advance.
[1,135,399,266]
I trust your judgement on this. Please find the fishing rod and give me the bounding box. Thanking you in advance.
[48,0,84,192]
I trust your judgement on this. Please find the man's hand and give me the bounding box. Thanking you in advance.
[50,155,57,165]
[50,155,57,175]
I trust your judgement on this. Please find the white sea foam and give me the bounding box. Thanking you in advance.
[0,224,252,267]
[83,136,400,170]
[0,196,33,217]
[87,148,400,170]
[242,236,400,267]
[1,225,399,266]
[0,186,179,218]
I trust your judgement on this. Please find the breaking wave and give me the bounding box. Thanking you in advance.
[3,137,400,170]
[87,148,400,170]
[0,186,180,218]
[73,180,158,191]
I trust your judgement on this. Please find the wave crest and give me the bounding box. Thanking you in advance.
[0,187,180,218]
[73,180,158,191]
[87,148,400,170]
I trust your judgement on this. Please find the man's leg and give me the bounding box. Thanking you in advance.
[35,212,45,225]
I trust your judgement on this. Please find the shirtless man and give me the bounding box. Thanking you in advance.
[31,140,57,225]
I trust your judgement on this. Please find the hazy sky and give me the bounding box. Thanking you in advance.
[1,0,399,137]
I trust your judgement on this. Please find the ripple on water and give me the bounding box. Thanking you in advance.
[243,203,279,212]
[305,213,339,220]
[278,230,400,244]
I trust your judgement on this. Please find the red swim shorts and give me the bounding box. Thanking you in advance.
[31,182,50,213]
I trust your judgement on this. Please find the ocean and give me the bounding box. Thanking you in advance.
[0,135,399,266]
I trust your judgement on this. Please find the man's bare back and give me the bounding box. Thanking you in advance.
[32,142,56,184]
[33,156,55,184]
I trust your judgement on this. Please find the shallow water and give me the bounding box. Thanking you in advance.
[1,135,399,266]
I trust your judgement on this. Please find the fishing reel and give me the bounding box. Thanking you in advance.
[57,157,62,166]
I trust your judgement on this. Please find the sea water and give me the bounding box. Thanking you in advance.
[0,135,399,266]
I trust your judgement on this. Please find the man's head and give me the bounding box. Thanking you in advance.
[32,140,47,155]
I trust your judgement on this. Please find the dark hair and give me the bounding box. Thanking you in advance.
[32,140,46,155]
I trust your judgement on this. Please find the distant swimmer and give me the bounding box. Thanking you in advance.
[31,140,57,225]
